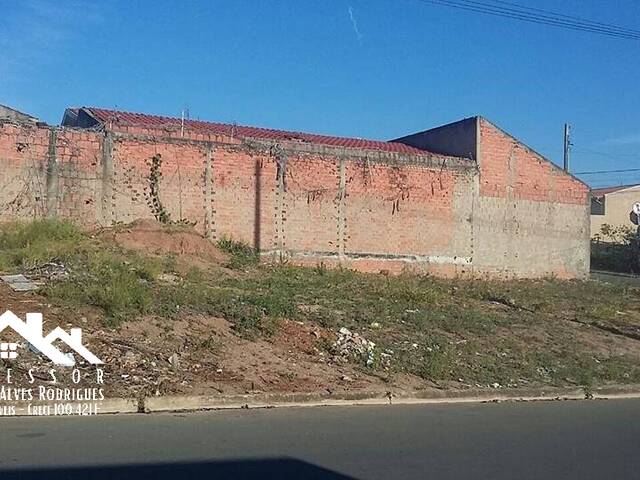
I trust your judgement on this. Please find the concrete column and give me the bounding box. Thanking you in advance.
[204,145,214,240]
[274,148,287,257]
[337,157,347,258]
[45,128,59,218]
[100,132,114,225]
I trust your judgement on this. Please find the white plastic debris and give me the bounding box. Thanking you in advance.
[168,353,180,370]
[333,326,389,368]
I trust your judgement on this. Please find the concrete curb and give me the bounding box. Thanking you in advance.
[144,391,392,413]
[5,385,640,416]
[96,397,140,414]
[142,384,640,413]
[591,270,640,279]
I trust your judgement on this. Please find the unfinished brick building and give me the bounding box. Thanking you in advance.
[0,107,590,278]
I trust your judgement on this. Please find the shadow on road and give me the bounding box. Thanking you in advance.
[0,457,357,480]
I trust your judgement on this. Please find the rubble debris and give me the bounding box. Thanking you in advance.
[333,327,378,366]
[157,273,179,284]
[25,260,70,281]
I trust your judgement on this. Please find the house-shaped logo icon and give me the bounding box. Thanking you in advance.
[0,310,102,367]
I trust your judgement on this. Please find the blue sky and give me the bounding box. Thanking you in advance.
[1,0,639,187]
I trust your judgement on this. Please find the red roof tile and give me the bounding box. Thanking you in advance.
[84,107,435,156]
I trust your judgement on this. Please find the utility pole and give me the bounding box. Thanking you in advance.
[563,123,571,172]
[180,106,189,138]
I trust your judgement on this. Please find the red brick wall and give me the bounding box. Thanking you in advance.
[344,161,458,255]
[479,119,588,204]
[0,119,589,278]
[0,122,102,222]
[0,122,48,220]
[103,127,473,274]
[284,155,340,254]
[474,119,590,278]
[211,147,277,250]
[111,138,209,229]
[0,121,475,274]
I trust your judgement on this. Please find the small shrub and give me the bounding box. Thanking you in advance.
[597,224,636,245]
[591,224,639,273]
[314,262,328,275]
[419,340,456,380]
[217,236,259,269]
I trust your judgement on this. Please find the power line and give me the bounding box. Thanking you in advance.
[575,168,640,175]
[432,0,640,38]
[589,180,640,188]
[419,0,640,39]
[587,173,640,181]
[585,179,640,185]
[485,0,640,36]
[416,0,640,40]
[573,148,640,159]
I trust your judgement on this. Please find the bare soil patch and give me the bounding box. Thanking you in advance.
[101,219,228,272]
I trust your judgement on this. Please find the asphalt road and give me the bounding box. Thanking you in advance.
[591,270,640,286]
[0,399,639,479]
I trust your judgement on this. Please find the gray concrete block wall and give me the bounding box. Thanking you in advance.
[472,196,590,278]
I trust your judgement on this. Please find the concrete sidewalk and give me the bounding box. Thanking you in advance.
[7,384,640,416]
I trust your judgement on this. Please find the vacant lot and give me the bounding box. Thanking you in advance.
[0,219,639,397]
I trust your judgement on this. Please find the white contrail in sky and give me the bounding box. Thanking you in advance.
[348,5,363,43]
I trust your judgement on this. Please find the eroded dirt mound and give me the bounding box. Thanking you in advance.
[103,219,228,270]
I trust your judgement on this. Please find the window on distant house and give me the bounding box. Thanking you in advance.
[591,196,605,215]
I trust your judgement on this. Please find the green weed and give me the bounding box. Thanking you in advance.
[217,236,259,269]
[0,219,83,270]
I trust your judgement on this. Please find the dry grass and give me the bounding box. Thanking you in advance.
[2,219,639,389]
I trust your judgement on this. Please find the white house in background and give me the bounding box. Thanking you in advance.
[591,184,640,238]
[0,311,103,366]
